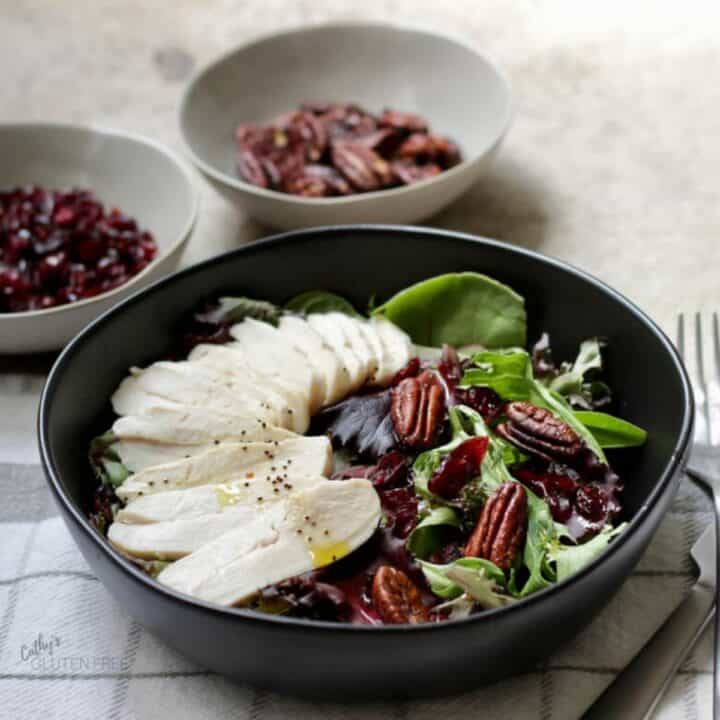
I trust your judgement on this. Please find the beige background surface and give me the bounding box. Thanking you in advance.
[1,1,719,717]
[4,0,718,335]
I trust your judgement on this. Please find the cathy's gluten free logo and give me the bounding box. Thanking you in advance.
[20,633,61,664]
[19,632,127,673]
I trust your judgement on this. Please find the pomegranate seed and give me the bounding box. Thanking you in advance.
[0,186,156,313]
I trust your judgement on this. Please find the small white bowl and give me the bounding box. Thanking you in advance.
[0,123,197,354]
[180,23,512,229]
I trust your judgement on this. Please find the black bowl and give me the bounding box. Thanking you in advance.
[38,226,692,700]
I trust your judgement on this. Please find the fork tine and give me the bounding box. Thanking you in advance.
[714,312,720,380]
[695,312,707,387]
[677,313,685,360]
[678,312,708,444]
[696,312,712,444]
[710,312,720,446]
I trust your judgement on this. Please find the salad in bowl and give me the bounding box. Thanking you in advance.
[88,272,646,625]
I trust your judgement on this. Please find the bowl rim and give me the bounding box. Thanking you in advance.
[39,224,693,634]
[178,20,514,205]
[0,121,198,319]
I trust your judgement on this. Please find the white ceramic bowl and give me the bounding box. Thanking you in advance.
[180,23,512,229]
[0,124,197,354]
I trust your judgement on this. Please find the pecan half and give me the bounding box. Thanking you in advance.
[275,111,328,162]
[283,164,351,197]
[391,160,443,185]
[394,133,462,169]
[372,566,428,624]
[390,370,445,449]
[378,109,428,134]
[464,482,527,570]
[495,401,584,464]
[236,149,269,188]
[331,142,395,192]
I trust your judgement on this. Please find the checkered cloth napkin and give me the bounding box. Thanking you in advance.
[0,374,713,719]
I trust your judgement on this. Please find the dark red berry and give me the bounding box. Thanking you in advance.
[428,436,489,499]
[0,186,156,313]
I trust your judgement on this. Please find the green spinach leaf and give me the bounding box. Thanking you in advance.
[548,338,603,396]
[418,557,513,609]
[89,432,130,488]
[406,506,461,559]
[461,349,607,462]
[511,487,557,597]
[548,523,626,581]
[573,411,647,449]
[200,296,282,326]
[373,272,526,348]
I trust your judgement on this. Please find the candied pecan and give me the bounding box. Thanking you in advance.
[261,151,305,190]
[284,164,351,197]
[331,142,395,191]
[353,128,404,157]
[464,482,527,570]
[392,160,443,185]
[495,401,584,463]
[394,133,461,168]
[378,109,428,134]
[276,111,328,162]
[236,149,269,188]
[372,566,428,624]
[300,101,332,115]
[234,103,462,196]
[235,123,262,148]
[320,103,377,139]
[391,370,445,449]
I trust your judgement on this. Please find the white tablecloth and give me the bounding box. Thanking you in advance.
[0,371,713,719]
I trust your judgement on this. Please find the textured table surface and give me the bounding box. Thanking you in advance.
[2,1,719,717]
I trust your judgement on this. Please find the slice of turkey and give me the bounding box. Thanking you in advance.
[229,318,324,413]
[109,474,328,558]
[108,504,281,560]
[117,473,324,524]
[115,436,332,502]
[187,344,311,433]
[111,361,294,429]
[371,316,414,380]
[277,315,351,406]
[307,313,367,394]
[111,405,296,473]
[157,479,381,605]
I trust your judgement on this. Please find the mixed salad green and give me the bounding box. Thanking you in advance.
[88,271,646,624]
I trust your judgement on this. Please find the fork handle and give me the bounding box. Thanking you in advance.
[687,466,720,719]
[584,584,714,719]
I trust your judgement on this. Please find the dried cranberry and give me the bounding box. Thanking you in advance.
[437,344,463,389]
[575,485,608,522]
[88,483,118,535]
[512,460,622,540]
[436,344,502,420]
[428,436,489,499]
[391,357,421,385]
[427,542,462,565]
[455,386,503,422]
[379,486,419,538]
[513,464,579,524]
[368,451,410,489]
[262,576,352,622]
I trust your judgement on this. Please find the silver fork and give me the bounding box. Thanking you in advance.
[679,312,720,717]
